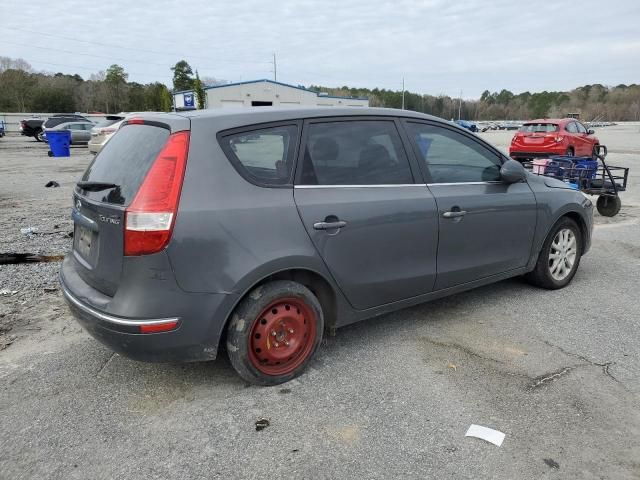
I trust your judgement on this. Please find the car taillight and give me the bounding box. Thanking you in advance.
[100,127,116,134]
[511,133,521,144]
[124,130,190,256]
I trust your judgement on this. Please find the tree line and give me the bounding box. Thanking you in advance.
[0,57,218,114]
[1,55,639,120]
[310,84,640,121]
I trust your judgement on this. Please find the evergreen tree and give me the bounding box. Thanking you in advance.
[171,60,194,92]
[194,70,206,109]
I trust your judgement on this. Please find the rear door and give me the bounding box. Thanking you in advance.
[403,121,537,290]
[72,121,178,295]
[66,123,83,143]
[294,117,439,310]
[79,123,92,142]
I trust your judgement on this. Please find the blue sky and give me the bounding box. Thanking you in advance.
[1,0,639,98]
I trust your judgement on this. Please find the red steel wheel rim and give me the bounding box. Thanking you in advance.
[248,297,317,376]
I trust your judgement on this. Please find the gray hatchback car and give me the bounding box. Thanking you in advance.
[60,107,593,385]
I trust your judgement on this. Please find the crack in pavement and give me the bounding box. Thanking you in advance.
[527,366,580,390]
[544,340,624,388]
[96,352,116,376]
[421,336,626,392]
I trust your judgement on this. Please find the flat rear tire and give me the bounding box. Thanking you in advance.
[226,280,324,386]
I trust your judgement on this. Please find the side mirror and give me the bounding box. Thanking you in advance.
[587,129,595,135]
[500,159,527,183]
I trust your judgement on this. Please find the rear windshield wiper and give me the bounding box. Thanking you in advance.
[76,181,120,192]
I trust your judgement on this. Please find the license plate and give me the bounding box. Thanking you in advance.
[74,224,93,259]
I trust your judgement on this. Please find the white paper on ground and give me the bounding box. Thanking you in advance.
[465,424,505,447]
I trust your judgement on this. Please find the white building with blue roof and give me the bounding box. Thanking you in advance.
[173,79,368,110]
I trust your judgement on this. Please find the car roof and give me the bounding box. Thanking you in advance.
[525,118,573,124]
[175,106,442,124]
[51,120,93,127]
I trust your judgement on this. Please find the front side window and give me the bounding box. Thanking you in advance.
[220,125,297,186]
[406,122,502,183]
[299,120,413,185]
[565,122,578,133]
[575,122,587,134]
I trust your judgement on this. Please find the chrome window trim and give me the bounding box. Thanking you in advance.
[427,181,504,186]
[62,285,180,327]
[294,184,427,189]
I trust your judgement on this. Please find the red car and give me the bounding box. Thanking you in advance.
[509,118,599,161]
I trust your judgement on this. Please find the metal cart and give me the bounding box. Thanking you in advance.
[524,146,629,217]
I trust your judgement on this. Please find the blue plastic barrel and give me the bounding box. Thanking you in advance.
[47,130,71,157]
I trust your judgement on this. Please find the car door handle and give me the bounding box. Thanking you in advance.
[313,220,347,230]
[442,210,467,218]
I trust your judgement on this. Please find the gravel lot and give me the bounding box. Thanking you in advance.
[1,125,639,479]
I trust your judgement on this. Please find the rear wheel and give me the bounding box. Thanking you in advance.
[566,147,575,156]
[226,280,324,385]
[596,195,621,217]
[35,130,44,142]
[525,217,582,289]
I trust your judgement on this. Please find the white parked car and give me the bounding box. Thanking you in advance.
[88,116,125,153]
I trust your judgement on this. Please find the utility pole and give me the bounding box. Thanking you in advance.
[458,89,463,120]
[402,77,405,110]
[273,53,277,82]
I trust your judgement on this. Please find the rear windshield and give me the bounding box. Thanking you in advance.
[79,124,169,206]
[520,123,559,133]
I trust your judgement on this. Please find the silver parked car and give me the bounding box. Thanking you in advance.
[44,120,95,144]
[61,107,593,386]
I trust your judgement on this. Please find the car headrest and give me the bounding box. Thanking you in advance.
[358,144,392,170]
[311,137,339,163]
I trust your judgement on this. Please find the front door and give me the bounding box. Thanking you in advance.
[294,118,439,310]
[574,121,592,156]
[403,121,538,291]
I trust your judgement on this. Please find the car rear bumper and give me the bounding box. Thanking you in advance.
[59,254,236,362]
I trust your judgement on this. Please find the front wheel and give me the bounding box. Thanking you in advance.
[525,217,582,289]
[226,280,324,386]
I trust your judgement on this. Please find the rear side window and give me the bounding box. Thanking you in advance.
[406,122,501,183]
[220,125,297,186]
[299,120,413,185]
[44,116,84,128]
[520,123,558,133]
[79,124,169,205]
